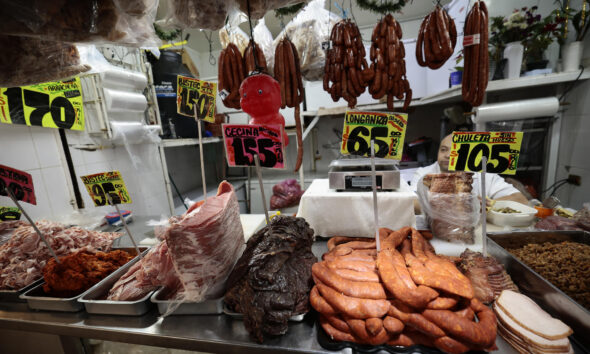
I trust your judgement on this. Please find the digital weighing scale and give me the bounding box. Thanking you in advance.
[328,158,400,191]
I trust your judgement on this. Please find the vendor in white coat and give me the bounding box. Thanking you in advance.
[411,134,528,212]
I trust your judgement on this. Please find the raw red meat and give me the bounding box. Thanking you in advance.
[535,216,583,231]
[270,179,304,209]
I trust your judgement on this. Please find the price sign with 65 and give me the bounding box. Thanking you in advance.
[80,171,132,207]
[0,77,84,130]
[0,165,36,205]
[176,75,217,123]
[341,111,408,159]
[222,124,285,168]
[449,132,523,175]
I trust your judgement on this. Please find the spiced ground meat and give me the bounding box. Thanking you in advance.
[508,241,590,311]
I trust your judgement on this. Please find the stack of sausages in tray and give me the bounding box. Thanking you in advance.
[311,227,498,353]
[323,19,373,108]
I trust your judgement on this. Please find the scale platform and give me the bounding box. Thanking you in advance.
[328,158,400,191]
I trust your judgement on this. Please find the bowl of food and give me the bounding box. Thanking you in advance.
[487,200,538,227]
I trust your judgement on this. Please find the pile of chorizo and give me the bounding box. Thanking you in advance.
[311,227,498,353]
[218,43,245,110]
[462,1,489,107]
[368,14,412,111]
[274,38,304,172]
[416,6,457,69]
[323,19,373,108]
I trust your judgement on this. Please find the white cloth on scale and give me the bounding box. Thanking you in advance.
[297,179,416,237]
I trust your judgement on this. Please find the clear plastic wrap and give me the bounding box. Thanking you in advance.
[0,0,160,46]
[0,34,90,87]
[573,203,590,231]
[253,18,275,72]
[270,179,304,209]
[236,0,308,20]
[417,173,480,244]
[160,0,231,31]
[273,0,340,81]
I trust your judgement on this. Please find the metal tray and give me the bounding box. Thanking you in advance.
[0,278,43,303]
[487,230,590,348]
[20,247,148,313]
[222,302,306,322]
[151,287,223,315]
[79,249,153,316]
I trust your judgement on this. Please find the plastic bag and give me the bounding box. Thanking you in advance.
[219,9,251,55]
[253,18,275,72]
[0,0,160,46]
[160,0,231,31]
[573,203,590,231]
[273,0,340,81]
[270,179,304,209]
[236,0,308,20]
[0,34,90,87]
[417,173,480,244]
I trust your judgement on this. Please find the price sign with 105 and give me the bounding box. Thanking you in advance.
[222,124,285,168]
[448,131,523,175]
[0,165,36,205]
[80,171,132,207]
[176,75,217,123]
[0,78,84,130]
[341,111,408,160]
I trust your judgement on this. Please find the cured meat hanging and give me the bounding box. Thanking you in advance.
[274,38,304,171]
[244,40,268,74]
[368,14,412,111]
[323,19,373,108]
[416,6,457,69]
[461,1,489,107]
[218,43,246,110]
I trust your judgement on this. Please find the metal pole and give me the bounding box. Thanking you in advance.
[108,195,142,259]
[371,140,380,252]
[481,156,487,256]
[254,155,270,224]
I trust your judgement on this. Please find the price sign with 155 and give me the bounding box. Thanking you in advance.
[176,75,217,123]
[0,77,84,130]
[0,165,36,205]
[222,124,285,168]
[341,111,408,159]
[80,171,132,207]
[449,131,523,175]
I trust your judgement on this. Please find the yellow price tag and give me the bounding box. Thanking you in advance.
[341,111,408,159]
[176,75,217,123]
[448,131,523,175]
[0,206,21,221]
[0,77,84,131]
[80,171,132,207]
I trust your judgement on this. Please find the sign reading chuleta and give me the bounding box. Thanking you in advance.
[449,131,523,175]
[222,124,285,168]
[176,75,217,122]
[341,111,408,160]
[80,171,132,207]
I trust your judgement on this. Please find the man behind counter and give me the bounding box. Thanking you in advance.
[410,134,528,213]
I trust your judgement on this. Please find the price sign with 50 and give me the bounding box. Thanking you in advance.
[176,75,217,123]
[80,171,132,207]
[449,131,523,175]
[341,111,408,159]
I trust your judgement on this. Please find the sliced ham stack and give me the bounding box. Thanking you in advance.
[494,290,573,354]
[108,181,245,301]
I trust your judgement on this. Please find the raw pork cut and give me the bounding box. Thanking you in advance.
[108,181,244,301]
[535,215,583,231]
[0,221,120,290]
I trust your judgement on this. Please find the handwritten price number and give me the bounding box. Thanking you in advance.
[231,137,281,167]
[91,182,123,206]
[2,88,76,128]
[0,177,27,201]
[346,126,400,158]
[178,86,214,119]
[0,209,20,221]
[454,144,516,173]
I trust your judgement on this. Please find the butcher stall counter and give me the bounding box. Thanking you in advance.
[0,239,529,354]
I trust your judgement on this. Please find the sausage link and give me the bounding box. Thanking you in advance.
[320,316,356,342]
[365,318,384,337]
[383,316,404,335]
[274,41,286,108]
[316,282,390,319]
[309,286,337,315]
[312,263,387,300]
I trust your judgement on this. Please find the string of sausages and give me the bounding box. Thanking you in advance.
[244,40,268,74]
[274,38,304,172]
[368,14,412,111]
[311,227,498,354]
[416,6,457,69]
[323,19,373,108]
[461,1,489,107]
[218,43,245,110]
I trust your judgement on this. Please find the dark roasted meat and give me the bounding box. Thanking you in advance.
[224,215,316,343]
[458,249,518,304]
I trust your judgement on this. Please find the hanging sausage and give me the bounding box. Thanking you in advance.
[416,5,457,69]
[461,1,489,107]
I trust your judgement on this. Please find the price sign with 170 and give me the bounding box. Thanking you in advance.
[341,111,408,159]
[80,171,132,207]
[176,75,217,123]
[222,124,285,168]
[449,131,523,175]
[0,77,84,130]
[0,164,36,205]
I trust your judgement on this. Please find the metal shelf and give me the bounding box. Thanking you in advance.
[159,137,221,148]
